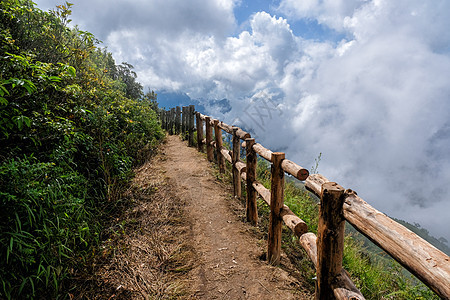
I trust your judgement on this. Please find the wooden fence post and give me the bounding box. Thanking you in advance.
[181,106,186,137]
[188,105,195,146]
[316,182,346,300]
[170,108,175,135]
[175,106,181,134]
[232,127,241,198]
[245,138,257,225]
[213,119,225,173]
[164,110,168,130]
[196,112,204,152]
[268,152,285,265]
[205,117,214,161]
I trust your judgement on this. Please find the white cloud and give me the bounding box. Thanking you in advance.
[270,0,450,241]
[34,0,450,241]
[278,0,365,31]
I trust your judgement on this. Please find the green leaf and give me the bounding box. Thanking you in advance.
[13,116,31,130]
[67,66,76,77]
[0,84,9,96]
[21,79,37,94]
[0,97,8,106]
[7,237,14,263]
[48,76,62,82]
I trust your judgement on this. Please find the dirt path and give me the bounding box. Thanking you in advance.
[73,135,311,299]
[160,136,307,299]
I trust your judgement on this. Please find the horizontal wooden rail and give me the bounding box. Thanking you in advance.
[220,146,232,163]
[235,160,246,174]
[218,121,233,134]
[245,142,309,181]
[253,142,272,161]
[251,180,308,237]
[281,159,309,181]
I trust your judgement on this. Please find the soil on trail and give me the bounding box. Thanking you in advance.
[73,135,312,299]
[162,136,308,299]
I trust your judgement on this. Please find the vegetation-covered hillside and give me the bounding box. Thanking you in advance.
[252,160,440,299]
[0,1,163,298]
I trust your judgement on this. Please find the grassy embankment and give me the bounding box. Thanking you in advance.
[0,1,163,298]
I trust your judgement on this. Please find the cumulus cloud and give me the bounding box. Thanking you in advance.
[34,0,450,241]
[272,0,450,241]
[277,0,364,31]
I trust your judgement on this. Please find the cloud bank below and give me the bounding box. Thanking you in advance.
[36,0,450,242]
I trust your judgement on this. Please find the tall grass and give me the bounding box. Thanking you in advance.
[0,156,98,298]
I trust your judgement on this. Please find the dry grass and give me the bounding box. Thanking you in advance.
[69,158,196,299]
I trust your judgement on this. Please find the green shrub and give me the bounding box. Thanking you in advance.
[0,1,164,298]
[0,156,97,298]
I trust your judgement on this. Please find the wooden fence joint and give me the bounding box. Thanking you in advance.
[232,127,242,198]
[214,119,225,173]
[188,105,195,146]
[316,182,346,300]
[196,112,204,152]
[205,116,214,162]
[245,138,257,225]
[268,152,285,265]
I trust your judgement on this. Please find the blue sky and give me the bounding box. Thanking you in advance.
[234,0,344,42]
[35,0,450,243]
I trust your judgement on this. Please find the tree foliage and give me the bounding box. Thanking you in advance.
[0,1,163,298]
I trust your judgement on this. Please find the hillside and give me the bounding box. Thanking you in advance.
[0,1,162,298]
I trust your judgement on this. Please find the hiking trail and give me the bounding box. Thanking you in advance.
[76,135,312,299]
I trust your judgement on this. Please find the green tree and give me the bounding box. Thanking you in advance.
[0,1,163,298]
[115,62,144,100]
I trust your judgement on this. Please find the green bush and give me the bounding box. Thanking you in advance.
[0,1,164,298]
[0,156,96,298]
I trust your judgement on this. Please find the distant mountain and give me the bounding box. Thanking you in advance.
[156,91,231,115]
[157,91,196,110]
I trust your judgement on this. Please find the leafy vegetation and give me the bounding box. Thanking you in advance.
[0,1,163,298]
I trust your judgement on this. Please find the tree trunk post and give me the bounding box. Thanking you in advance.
[196,112,204,152]
[167,108,171,134]
[164,110,168,131]
[165,110,168,130]
[171,108,176,135]
[188,105,195,146]
[167,108,171,135]
[205,117,214,161]
[232,127,241,198]
[175,106,181,134]
[268,152,285,265]
[213,119,225,173]
[164,110,169,130]
[245,138,257,225]
[316,182,346,300]
[181,106,186,138]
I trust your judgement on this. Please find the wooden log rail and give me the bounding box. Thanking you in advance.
[158,106,450,299]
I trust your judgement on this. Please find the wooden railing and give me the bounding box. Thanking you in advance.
[159,106,450,299]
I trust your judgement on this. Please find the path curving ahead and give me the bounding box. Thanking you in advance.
[161,135,308,299]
